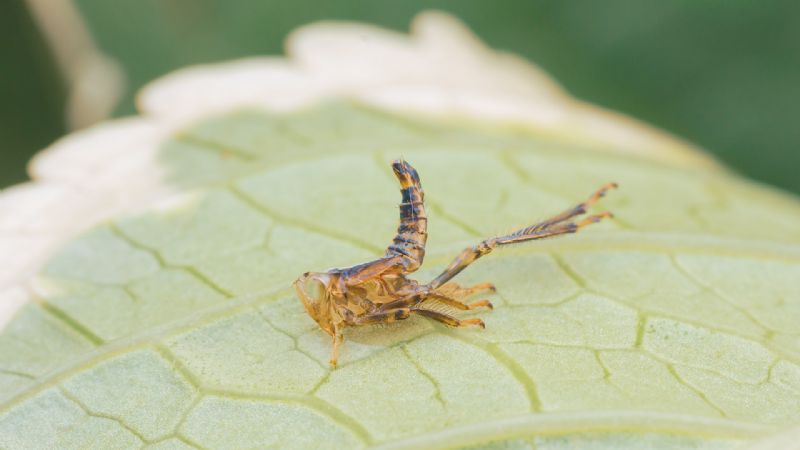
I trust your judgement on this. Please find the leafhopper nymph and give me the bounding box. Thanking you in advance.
[295,160,616,367]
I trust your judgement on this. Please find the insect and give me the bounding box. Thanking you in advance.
[294,159,616,367]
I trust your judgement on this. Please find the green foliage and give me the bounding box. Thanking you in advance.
[1,104,799,449]
[74,0,800,194]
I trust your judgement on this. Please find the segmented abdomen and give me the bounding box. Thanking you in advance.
[386,159,427,271]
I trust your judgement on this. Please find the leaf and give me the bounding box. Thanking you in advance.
[1,11,800,450]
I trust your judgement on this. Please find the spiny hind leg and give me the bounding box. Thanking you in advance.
[412,308,485,329]
[426,216,610,289]
[437,282,496,299]
[531,182,617,232]
[427,191,615,290]
[492,211,614,247]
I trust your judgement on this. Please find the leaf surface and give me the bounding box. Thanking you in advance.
[2,13,800,450]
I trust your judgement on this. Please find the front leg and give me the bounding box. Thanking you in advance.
[329,307,414,368]
[330,326,343,368]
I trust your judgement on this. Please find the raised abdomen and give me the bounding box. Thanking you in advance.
[386,159,427,272]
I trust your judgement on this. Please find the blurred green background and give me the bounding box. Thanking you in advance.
[2,0,799,194]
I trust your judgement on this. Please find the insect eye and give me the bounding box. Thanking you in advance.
[303,278,326,301]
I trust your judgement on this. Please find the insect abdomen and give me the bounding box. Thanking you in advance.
[387,159,427,271]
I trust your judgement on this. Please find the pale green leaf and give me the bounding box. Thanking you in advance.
[2,12,800,450]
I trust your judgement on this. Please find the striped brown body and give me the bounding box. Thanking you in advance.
[294,159,616,367]
[386,160,427,272]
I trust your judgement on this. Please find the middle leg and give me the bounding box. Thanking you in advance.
[425,292,494,311]
[436,282,496,299]
[377,290,493,312]
[412,308,485,329]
